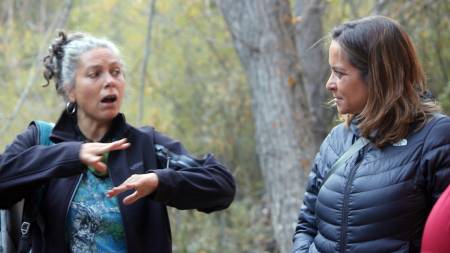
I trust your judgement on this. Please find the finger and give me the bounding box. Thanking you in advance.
[102,139,130,153]
[109,138,128,149]
[88,155,102,164]
[107,183,134,198]
[106,189,116,198]
[107,185,129,197]
[115,142,130,150]
[115,138,128,144]
[80,152,102,167]
[90,161,107,173]
[122,191,142,205]
[107,188,120,198]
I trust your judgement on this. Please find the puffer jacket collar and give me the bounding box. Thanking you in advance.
[348,116,361,138]
[348,116,380,143]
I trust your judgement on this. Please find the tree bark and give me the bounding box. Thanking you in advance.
[217,1,316,252]
[294,0,331,149]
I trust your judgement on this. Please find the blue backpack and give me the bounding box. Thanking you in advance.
[0,121,54,253]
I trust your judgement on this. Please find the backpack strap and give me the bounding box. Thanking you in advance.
[35,120,55,146]
[321,137,369,189]
[18,121,54,253]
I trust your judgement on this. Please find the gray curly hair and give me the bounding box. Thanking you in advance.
[43,31,121,101]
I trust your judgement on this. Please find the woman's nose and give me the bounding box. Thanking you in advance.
[325,75,336,91]
[104,73,116,87]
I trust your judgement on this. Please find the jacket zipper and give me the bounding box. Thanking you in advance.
[63,174,83,245]
[339,151,365,253]
[166,156,171,169]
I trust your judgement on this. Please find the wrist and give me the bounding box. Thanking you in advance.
[146,172,159,189]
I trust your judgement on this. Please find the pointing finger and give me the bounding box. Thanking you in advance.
[102,139,130,153]
[107,183,134,198]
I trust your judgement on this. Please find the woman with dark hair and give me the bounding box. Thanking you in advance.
[292,16,450,253]
[0,31,235,252]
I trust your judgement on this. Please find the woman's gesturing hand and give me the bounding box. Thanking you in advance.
[107,173,159,205]
[79,138,130,175]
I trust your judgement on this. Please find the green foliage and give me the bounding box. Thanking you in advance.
[0,0,68,146]
[169,197,277,253]
[380,0,450,107]
[438,81,450,113]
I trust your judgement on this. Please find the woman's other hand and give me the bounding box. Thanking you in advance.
[107,173,159,205]
[79,138,130,175]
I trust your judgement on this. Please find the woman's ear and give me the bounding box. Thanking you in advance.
[65,85,76,103]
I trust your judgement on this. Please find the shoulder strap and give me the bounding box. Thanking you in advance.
[34,120,55,146]
[18,121,54,253]
[321,137,369,187]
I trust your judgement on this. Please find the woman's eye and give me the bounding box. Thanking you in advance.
[88,72,100,78]
[111,68,121,76]
[333,70,344,79]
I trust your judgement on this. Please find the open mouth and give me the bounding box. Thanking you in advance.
[101,94,117,103]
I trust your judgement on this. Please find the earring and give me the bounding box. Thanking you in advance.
[66,102,77,115]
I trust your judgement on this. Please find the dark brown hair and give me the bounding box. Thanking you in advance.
[331,16,440,147]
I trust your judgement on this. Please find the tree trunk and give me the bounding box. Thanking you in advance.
[138,0,157,125]
[217,1,316,252]
[294,0,332,149]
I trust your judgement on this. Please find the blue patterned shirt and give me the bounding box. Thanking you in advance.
[67,170,126,252]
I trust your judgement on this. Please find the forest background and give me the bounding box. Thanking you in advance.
[0,0,448,252]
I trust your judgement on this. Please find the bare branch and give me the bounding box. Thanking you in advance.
[0,0,73,135]
[138,0,157,125]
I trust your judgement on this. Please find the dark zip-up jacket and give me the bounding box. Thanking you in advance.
[0,112,236,252]
[292,115,450,253]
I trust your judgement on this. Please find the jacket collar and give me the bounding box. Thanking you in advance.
[349,116,362,138]
[50,111,129,143]
[349,115,379,142]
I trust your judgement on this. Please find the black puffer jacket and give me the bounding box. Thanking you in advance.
[293,115,450,253]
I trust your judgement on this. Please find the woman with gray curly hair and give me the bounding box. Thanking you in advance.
[0,31,235,253]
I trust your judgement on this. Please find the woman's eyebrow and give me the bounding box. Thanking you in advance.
[331,66,346,72]
[85,65,102,72]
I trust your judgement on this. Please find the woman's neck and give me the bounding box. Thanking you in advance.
[76,113,112,142]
